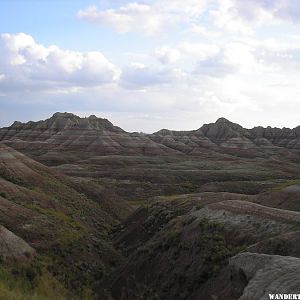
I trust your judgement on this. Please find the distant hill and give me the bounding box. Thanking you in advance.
[1,113,300,158]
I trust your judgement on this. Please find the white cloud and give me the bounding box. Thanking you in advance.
[178,42,219,61]
[211,0,300,33]
[195,42,258,77]
[151,40,262,78]
[0,33,120,92]
[77,0,209,36]
[234,36,300,74]
[120,62,185,89]
[77,1,300,37]
[231,0,300,23]
[77,3,157,34]
[155,46,181,64]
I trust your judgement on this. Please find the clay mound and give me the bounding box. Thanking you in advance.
[195,252,300,300]
[284,184,300,193]
[0,225,35,263]
[189,200,300,246]
[230,252,300,299]
[199,200,300,223]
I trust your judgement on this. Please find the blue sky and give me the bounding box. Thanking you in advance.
[1,0,300,132]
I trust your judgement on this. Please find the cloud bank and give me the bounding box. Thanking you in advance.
[0,33,119,92]
[77,0,209,36]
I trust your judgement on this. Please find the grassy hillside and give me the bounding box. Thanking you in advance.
[0,143,133,299]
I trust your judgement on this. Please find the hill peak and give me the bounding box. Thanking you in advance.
[215,117,233,125]
[52,112,77,118]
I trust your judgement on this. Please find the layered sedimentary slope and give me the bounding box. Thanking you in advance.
[230,253,300,300]
[151,117,300,151]
[0,112,179,158]
[1,113,300,159]
[2,113,300,201]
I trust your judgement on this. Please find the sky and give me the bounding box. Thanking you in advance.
[0,0,300,132]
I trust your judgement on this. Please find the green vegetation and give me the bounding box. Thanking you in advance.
[128,199,145,207]
[196,218,244,282]
[24,204,87,245]
[0,260,69,300]
[272,179,300,191]
[123,217,246,299]
[161,230,181,250]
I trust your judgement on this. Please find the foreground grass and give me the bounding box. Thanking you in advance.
[0,257,98,299]
[0,264,69,300]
